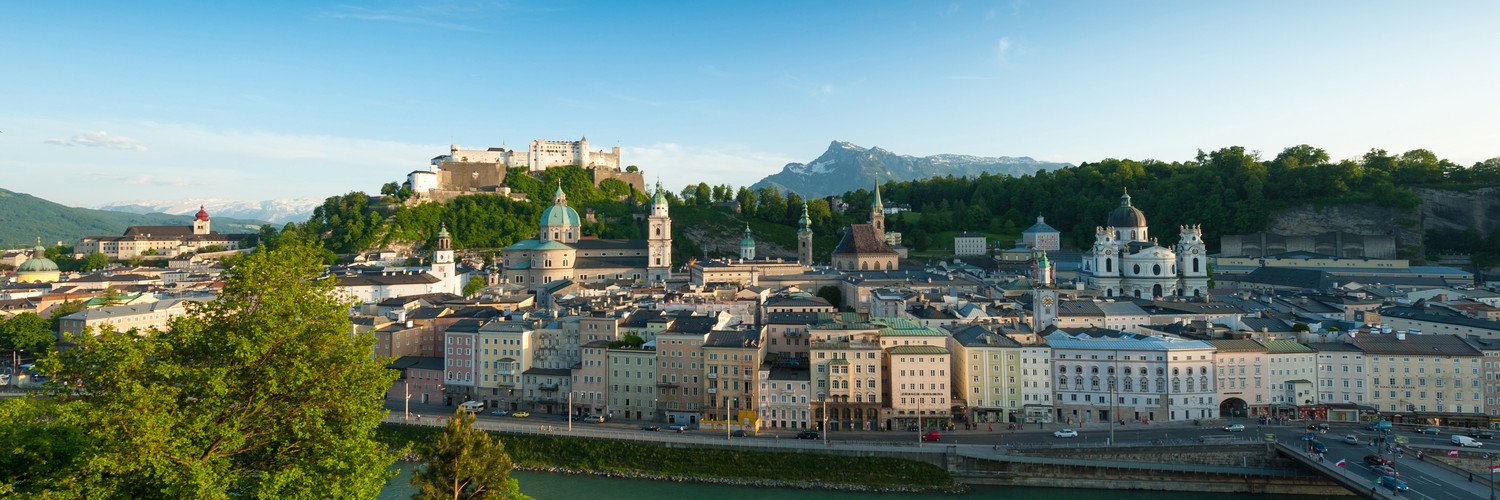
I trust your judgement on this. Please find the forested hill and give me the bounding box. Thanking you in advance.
[867,145,1500,257]
[0,188,265,247]
[260,166,645,257]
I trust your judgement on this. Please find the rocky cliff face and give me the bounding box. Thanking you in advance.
[751,141,1070,197]
[1262,186,1500,260]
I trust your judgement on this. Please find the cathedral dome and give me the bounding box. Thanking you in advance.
[1107,190,1146,228]
[18,246,59,273]
[540,203,580,227]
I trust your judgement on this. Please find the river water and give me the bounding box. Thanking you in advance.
[380,464,1319,499]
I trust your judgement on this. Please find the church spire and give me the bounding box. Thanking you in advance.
[873,181,884,210]
[1120,187,1132,207]
[798,200,811,232]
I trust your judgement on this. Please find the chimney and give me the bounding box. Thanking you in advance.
[1396,330,1406,341]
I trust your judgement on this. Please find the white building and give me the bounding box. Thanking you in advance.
[1262,339,1318,414]
[757,364,812,430]
[1046,328,1217,423]
[1022,215,1061,251]
[953,232,987,256]
[1079,190,1209,299]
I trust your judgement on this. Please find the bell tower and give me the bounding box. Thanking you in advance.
[1031,251,1058,332]
[869,181,885,240]
[647,180,672,281]
[797,201,814,266]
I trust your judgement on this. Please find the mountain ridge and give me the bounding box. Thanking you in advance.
[0,188,266,248]
[751,140,1072,197]
[98,197,319,224]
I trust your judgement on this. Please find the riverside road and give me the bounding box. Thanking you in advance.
[390,400,1498,498]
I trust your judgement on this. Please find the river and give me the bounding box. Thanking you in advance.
[380,464,1319,499]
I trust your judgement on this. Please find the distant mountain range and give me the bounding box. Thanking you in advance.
[0,188,266,248]
[98,197,320,224]
[751,141,1072,198]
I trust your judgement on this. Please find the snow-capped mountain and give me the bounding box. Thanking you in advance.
[752,141,1072,198]
[97,198,321,224]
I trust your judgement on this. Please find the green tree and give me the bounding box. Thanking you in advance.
[411,409,530,500]
[694,183,712,206]
[30,244,398,498]
[463,276,488,297]
[1,312,53,354]
[80,252,110,272]
[815,286,843,309]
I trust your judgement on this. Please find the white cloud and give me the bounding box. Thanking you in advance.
[622,143,797,189]
[994,37,1012,63]
[44,131,147,151]
[320,4,488,32]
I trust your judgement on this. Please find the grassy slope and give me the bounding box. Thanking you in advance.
[378,423,952,490]
[0,188,266,247]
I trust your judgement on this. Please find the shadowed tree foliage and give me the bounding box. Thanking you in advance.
[11,243,398,498]
[412,409,530,500]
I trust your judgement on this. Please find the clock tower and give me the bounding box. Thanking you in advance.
[1031,250,1058,332]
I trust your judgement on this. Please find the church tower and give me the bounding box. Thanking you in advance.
[1176,224,1209,298]
[869,181,885,240]
[647,180,673,281]
[739,224,756,260]
[433,224,457,293]
[192,205,211,235]
[797,201,813,266]
[1031,250,1058,332]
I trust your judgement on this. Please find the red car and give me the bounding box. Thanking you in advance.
[1364,455,1394,467]
[921,431,941,442]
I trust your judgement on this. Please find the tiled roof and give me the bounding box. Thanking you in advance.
[832,224,896,255]
[887,345,950,355]
[1206,339,1266,352]
[1260,339,1315,354]
[1353,333,1482,356]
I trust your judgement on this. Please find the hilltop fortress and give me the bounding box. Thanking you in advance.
[407,137,646,203]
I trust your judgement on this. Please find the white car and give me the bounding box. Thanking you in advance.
[1054,429,1079,438]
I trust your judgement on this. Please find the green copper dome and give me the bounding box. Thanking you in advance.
[739,224,755,247]
[540,203,581,227]
[18,245,59,273]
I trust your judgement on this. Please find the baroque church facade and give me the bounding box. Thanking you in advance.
[831,183,899,271]
[1079,190,1209,298]
[500,183,672,289]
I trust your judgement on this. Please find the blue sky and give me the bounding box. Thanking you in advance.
[2,1,1497,207]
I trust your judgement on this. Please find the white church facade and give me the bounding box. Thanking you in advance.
[1079,190,1209,299]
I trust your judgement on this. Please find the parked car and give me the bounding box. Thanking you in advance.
[1416,426,1440,435]
[1378,474,1409,492]
[512,411,531,418]
[588,415,606,423]
[905,424,920,432]
[488,409,509,417]
[1364,455,1394,467]
[1372,465,1400,477]
[796,430,820,440]
[1452,435,1484,448]
[1343,434,1359,445]
[1054,429,1079,438]
[1223,423,1246,432]
[640,425,661,432]
[921,431,941,442]
[731,430,747,437]
[459,401,484,413]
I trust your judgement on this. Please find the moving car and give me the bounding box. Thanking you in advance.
[512,411,531,418]
[1372,465,1399,477]
[921,431,941,442]
[1472,431,1496,440]
[731,430,747,437]
[1378,474,1409,492]
[1367,421,1393,432]
[488,409,509,417]
[1452,435,1484,448]
[1223,423,1246,432]
[459,401,484,413]
[668,424,690,432]
[1364,455,1394,467]
[641,425,661,432]
[1310,441,1328,454]
[1343,434,1359,445]
[1300,433,1317,441]
[796,430,820,440]
[1054,429,1079,438]
[588,415,606,423]
[1416,426,1440,435]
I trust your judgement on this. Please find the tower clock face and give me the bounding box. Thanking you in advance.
[1042,296,1054,306]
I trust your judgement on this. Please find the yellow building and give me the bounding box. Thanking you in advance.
[949,325,1025,423]
[15,243,60,283]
